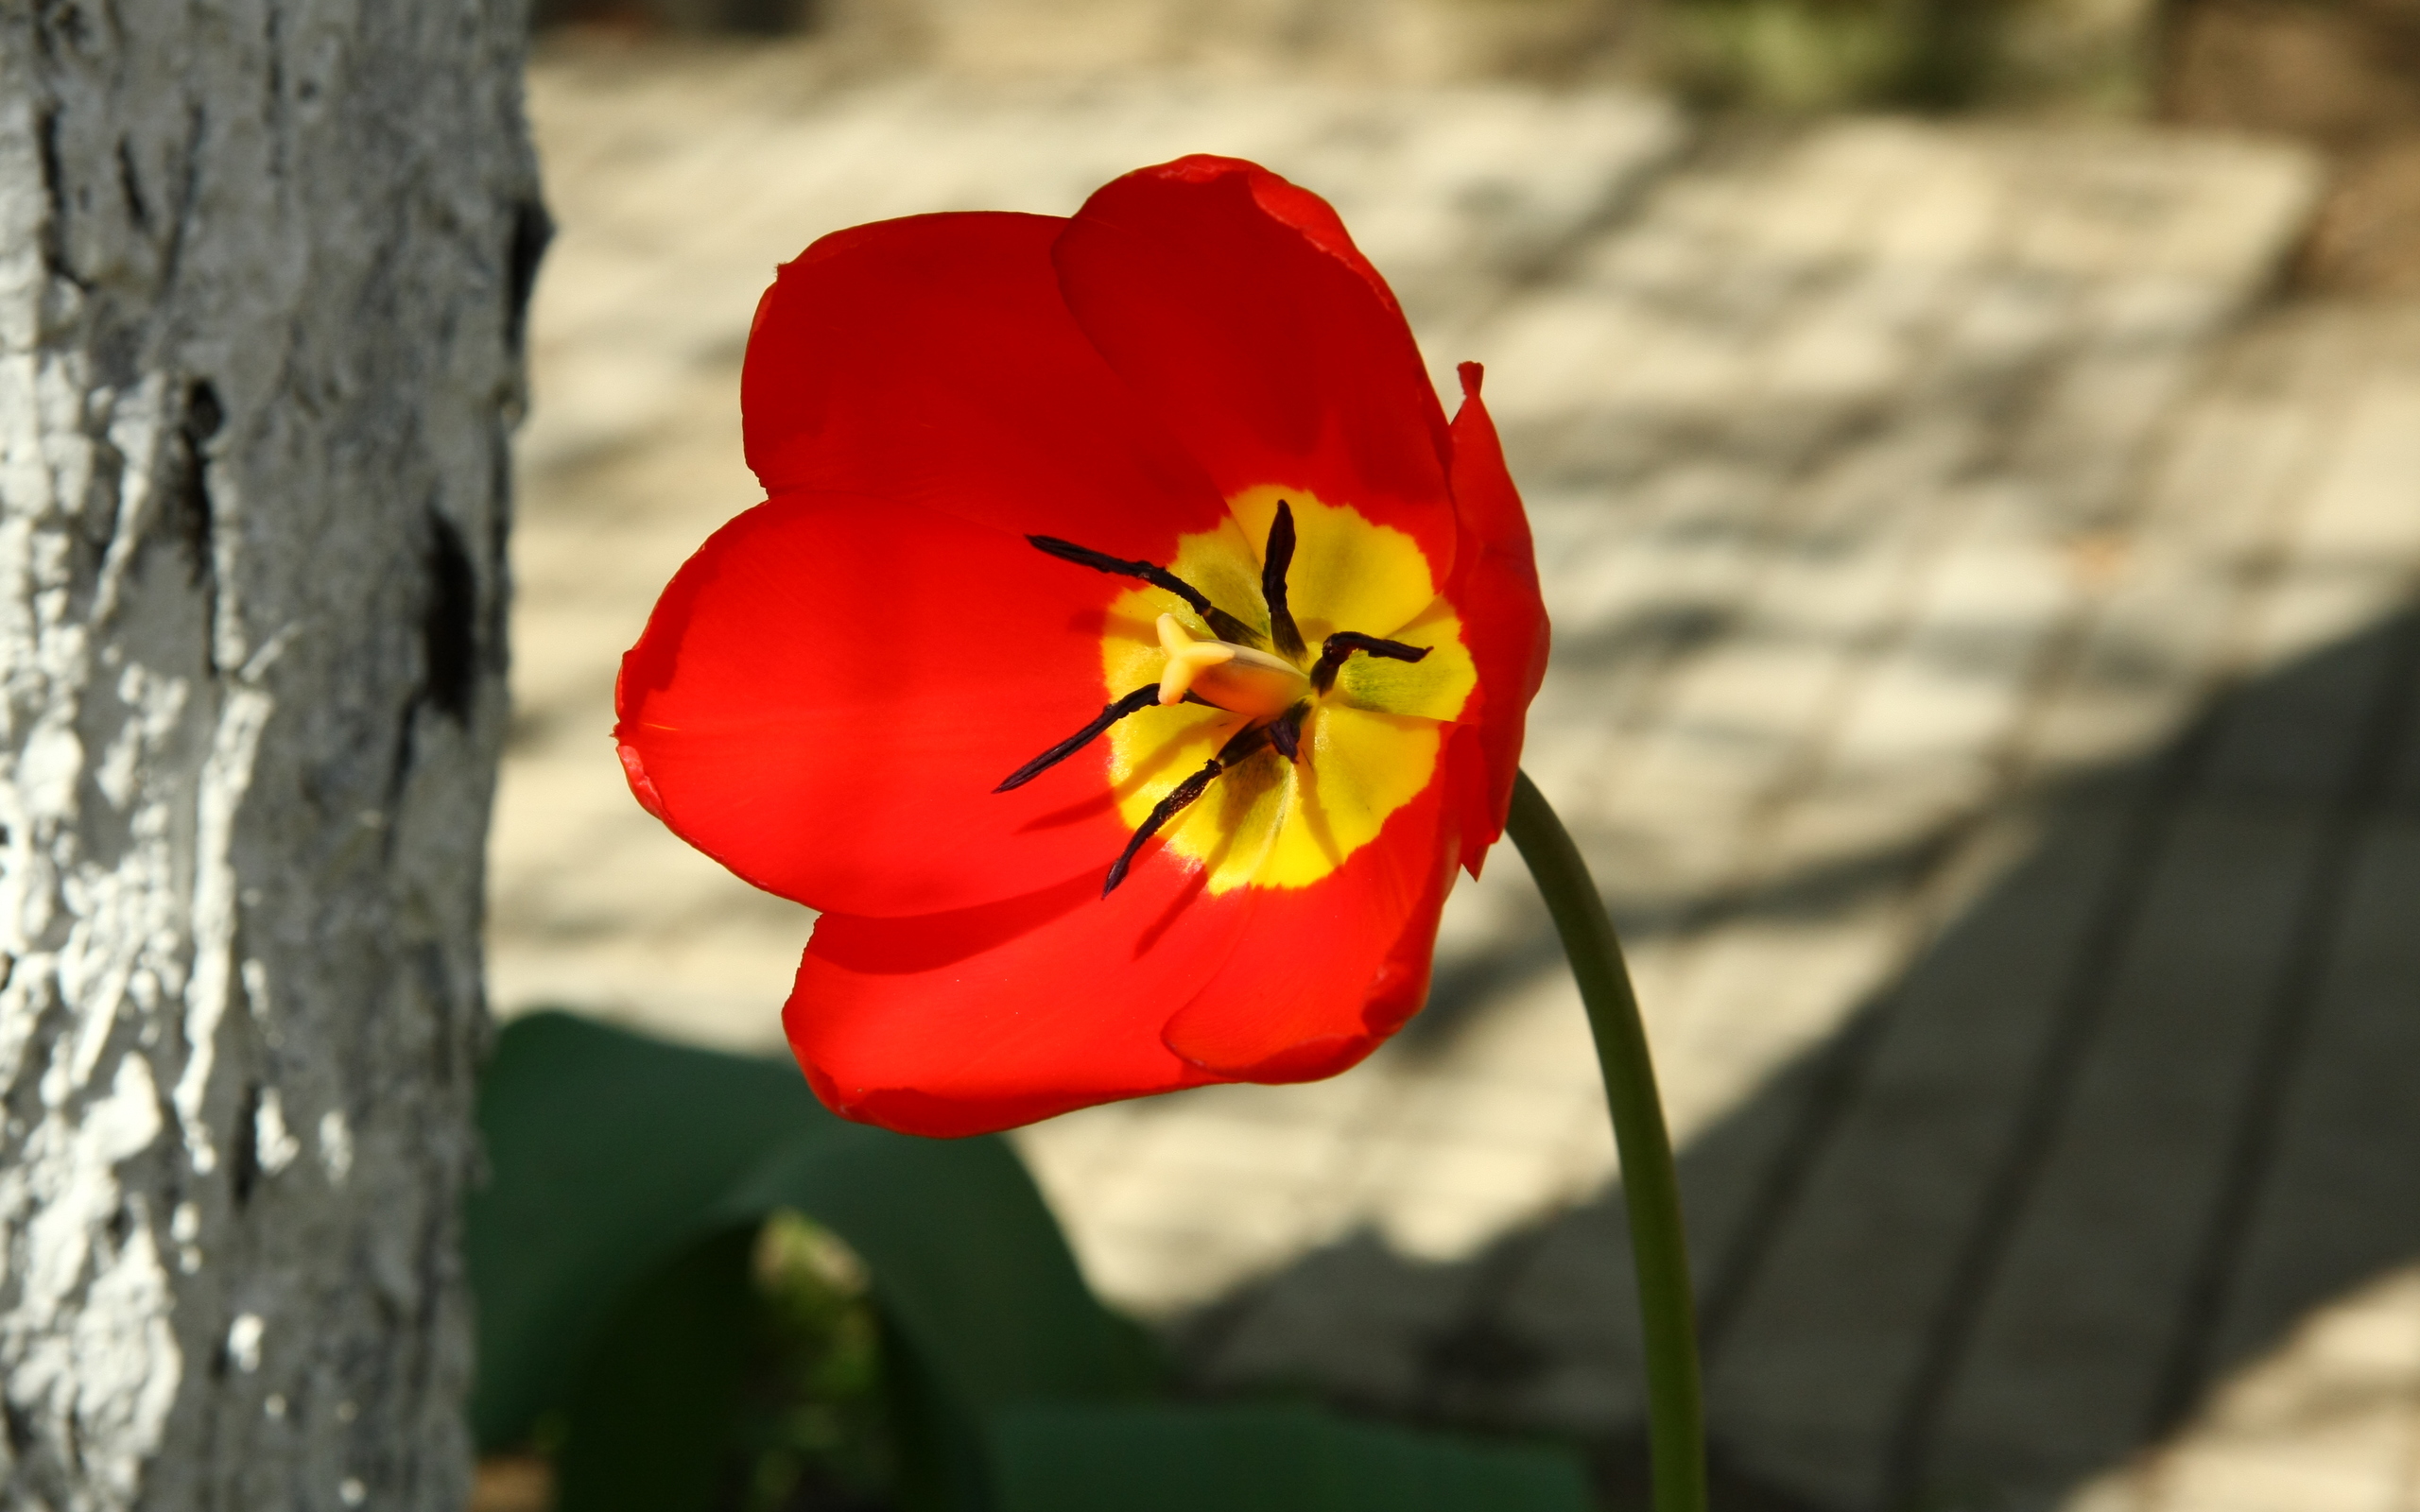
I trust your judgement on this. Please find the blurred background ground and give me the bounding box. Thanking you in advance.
[488,3,2420,1507]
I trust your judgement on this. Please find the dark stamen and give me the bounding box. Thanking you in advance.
[1268,701,1309,762]
[1103,724,1270,896]
[1261,501,1305,659]
[1309,632,1430,694]
[994,684,1161,793]
[1027,535,1261,646]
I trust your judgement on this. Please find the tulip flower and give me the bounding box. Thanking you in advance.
[614,155,1547,1139]
[614,154,1714,1512]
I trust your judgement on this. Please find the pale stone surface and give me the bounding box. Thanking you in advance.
[2070,1267,2420,1512]
[889,0,1636,85]
[496,40,2420,1512]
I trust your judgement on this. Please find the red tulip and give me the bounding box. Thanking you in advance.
[614,156,1548,1137]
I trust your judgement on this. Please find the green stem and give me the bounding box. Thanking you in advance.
[1504,770,1707,1512]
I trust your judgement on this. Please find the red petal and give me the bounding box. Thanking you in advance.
[1158,774,1461,1079]
[615,492,1143,918]
[785,861,1239,1137]
[786,771,1462,1136]
[1054,157,1457,577]
[742,211,1228,562]
[1444,364,1549,869]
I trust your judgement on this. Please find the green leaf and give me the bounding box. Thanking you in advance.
[552,1226,759,1512]
[471,1015,1589,1512]
[988,1402,1596,1512]
[467,1012,1140,1459]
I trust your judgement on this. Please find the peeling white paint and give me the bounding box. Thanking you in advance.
[318,1108,355,1188]
[253,1089,302,1178]
[226,1313,264,1373]
[176,679,275,1177]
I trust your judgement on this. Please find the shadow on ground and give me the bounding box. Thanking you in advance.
[1181,603,2420,1512]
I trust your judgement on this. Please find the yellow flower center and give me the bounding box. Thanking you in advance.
[1098,487,1476,894]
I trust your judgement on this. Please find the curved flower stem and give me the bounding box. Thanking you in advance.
[1505,770,1707,1512]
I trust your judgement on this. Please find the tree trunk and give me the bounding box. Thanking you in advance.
[0,4,541,1507]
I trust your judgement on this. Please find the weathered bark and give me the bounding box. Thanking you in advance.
[0,4,540,1508]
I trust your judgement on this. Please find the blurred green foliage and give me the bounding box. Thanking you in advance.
[740,1214,896,1510]
[988,1403,1597,1512]
[469,1013,1597,1512]
[1654,0,2152,113]
[558,1211,897,1510]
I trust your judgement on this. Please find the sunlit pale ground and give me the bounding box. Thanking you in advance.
[493,36,2420,1511]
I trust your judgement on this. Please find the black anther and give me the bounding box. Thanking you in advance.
[1027,535,1261,646]
[1309,632,1430,694]
[1103,724,1270,896]
[1269,702,1309,762]
[1261,501,1305,659]
[995,684,1161,793]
